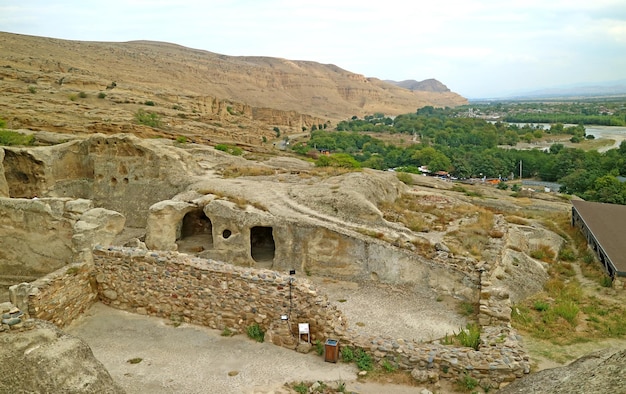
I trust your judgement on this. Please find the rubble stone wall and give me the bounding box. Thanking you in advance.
[12,262,98,328]
[91,246,529,388]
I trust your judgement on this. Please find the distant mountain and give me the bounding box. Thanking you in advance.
[384,79,452,93]
[507,80,626,100]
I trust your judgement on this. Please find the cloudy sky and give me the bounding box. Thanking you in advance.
[2,0,625,98]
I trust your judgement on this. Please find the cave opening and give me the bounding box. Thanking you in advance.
[176,209,213,253]
[250,226,275,263]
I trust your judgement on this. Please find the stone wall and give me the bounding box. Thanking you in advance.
[92,246,348,348]
[10,262,97,328]
[91,246,529,388]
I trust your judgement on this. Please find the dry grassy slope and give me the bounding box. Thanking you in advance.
[0,32,466,143]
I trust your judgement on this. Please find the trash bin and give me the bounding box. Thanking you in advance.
[324,339,339,363]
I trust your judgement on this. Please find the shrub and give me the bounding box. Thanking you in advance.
[315,153,361,169]
[28,85,37,93]
[226,106,236,115]
[456,323,481,350]
[601,276,613,288]
[558,247,577,262]
[533,300,550,312]
[341,346,354,362]
[144,100,155,106]
[354,348,373,371]
[221,327,233,337]
[69,94,78,101]
[134,109,161,128]
[396,172,413,185]
[553,300,579,325]
[381,359,397,372]
[78,91,87,98]
[246,323,265,342]
[97,92,106,99]
[175,136,187,143]
[315,340,324,356]
[497,181,509,190]
[292,382,308,394]
[458,373,478,390]
[0,130,35,146]
[215,144,243,156]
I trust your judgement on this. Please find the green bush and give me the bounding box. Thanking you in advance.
[78,91,87,98]
[558,247,577,261]
[144,100,155,106]
[315,153,361,168]
[246,323,265,342]
[354,348,373,371]
[28,85,37,93]
[533,300,550,312]
[340,346,355,362]
[601,276,613,288]
[215,144,243,156]
[97,92,106,99]
[134,109,161,128]
[292,382,307,394]
[0,130,35,146]
[175,136,187,144]
[396,172,413,185]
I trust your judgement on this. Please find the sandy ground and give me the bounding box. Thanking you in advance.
[66,303,434,394]
[310,278,468,342]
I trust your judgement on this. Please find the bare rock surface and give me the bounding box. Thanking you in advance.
[498,346,626,394]
[0,319,124,393]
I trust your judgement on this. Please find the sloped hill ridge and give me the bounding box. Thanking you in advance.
[386,78,452,92]
[0,32,466,138]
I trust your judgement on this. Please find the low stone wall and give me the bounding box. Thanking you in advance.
[92,246,348,348]
[10,262,98,328]
[92,246,529,388]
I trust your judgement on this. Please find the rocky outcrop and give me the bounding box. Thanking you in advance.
[499,347,626,394]
[1,134,199,227]
[0,319,124,393]
[0,196,124,295]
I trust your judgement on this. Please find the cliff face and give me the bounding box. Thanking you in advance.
[0,32,466,139]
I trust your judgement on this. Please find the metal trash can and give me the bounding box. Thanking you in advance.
[324,339,339,363]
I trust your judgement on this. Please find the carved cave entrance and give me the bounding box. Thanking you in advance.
[250,226,275,265]
[176,209,213,253]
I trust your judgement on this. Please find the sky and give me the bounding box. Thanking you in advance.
[1,0,625,98]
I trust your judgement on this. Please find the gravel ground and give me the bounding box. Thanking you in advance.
[311,278,468,342]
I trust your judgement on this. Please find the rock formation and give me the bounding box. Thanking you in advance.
[499,346,626,394]
[0,317,125,393]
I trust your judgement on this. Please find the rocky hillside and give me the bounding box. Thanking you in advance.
[386,78,452,93]
[0,32,466,145]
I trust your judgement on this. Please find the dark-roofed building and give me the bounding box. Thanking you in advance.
[571,200,626,278]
